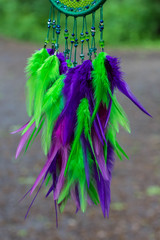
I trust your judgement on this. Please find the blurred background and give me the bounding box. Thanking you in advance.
[0,0,160,240]
[0,0,160,46]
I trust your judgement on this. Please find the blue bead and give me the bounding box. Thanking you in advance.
[100,20,104,23]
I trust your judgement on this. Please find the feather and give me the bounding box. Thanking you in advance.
[54,147,68,200]
[15,123,35,159]
[41,75,65,154]
[18,75,65,155]
[105,55,151,117]
[91,52,110,123]
[13,48,151,223]
[65,98,92,173]
[30,140,61,195]
[81,135,90,188]
[25,48,49,117]
[11,122,29,134]
[56,60,92,145]
[34,55,60,127]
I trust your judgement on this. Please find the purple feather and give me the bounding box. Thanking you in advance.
[95,166,106,217]
[94,142,115,217]
[25,168,49,219]
[46,155,58,198]
[86,91,104,144]
[57,52,68,75]
[47,48,55,55]
[30,140,61,194]
[93,139,109,181]
[54,147,68,200]
[56,60,93,145]
[105,55,151,117]
[71,187,80,211]
[15,123,35,159]
[11,122,29,134]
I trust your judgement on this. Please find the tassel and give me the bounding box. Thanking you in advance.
[13,51,151,221]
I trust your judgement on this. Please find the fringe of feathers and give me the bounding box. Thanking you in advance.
[12,48,151,223]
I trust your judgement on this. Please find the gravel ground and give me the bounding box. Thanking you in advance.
[0,37,160,240]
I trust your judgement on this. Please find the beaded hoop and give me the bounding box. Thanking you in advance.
[50,0,107,16]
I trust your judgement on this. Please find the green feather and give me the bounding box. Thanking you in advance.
[88,182,99,205]
[25,127,36,153]
[65,98,92,173]
[107,94,130,160]
[57,179,73,205]
[41,98,63,155]
[41,75,65,154]
[25,48,49,117]
[58,143,86,209]
[22,75,65,155]
[24,117,45,152]
[22,117,35,135]
[59,194,70,213]
[42,75,65,113]
[109,94,130,134]
[45,174,52,187]
[34,54,60,127]
[79,177,87,212]
[91,52,110,122]
[91,52,127,124]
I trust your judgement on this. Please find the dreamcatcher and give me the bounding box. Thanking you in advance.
[12,0,151,226]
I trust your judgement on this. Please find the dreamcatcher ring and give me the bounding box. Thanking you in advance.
[50,0,107,16]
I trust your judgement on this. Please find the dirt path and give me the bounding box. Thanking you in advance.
[0,38,160,240]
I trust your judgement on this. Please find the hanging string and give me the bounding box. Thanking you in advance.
[80,16,85,63]
[99,5,105,51]
[73,17,78,67]
[69,17,76,67]
[52,6,56,49]
[55,10,61,51]
[44,6,52,48]
[84,16,90,59]
[93,12,97,57]
[64,15,70,60]
[89,12,96,59]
